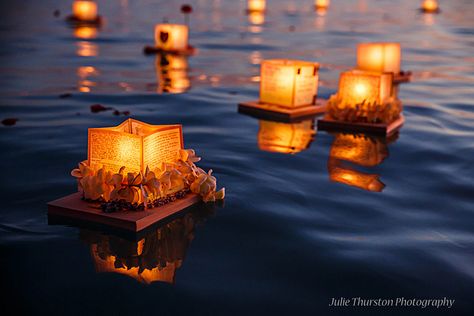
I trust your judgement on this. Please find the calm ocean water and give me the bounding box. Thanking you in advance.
[1,0,473,315]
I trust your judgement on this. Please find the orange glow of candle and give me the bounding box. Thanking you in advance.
[338,70,393,106]
[421,0,439,13]
[247,0,266,12]
[73,26,98,39]
[154,24,189,51]
[258,119,315,154]
[260,59,319,108]
[72,1,98,22]
[357,42,401,74]
[315,0,330,9]
[156,55,190,94]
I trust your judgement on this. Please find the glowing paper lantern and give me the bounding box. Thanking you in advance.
[258,119,315,154]
[247,0,266,12]
[421,0,439,13]
[88,119,183,173]
[156,54,190,94]
[315,0,330,9]
[338,70,393,106]
[154,24,189,51]
[357,43,401,74]
[72,0,98,22]
[260,59,319,108]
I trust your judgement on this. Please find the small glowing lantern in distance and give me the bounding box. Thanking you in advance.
[357,42,401,74]
[338,70,393,107]
[260,59,319,108]
[258,120,315,154]
[73,1,98,21]
[421,0,439,13]
[247,0,266,12]
[155,24,189,51]
[315,0,330,9]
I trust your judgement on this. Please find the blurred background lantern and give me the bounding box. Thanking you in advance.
[315,0,330,9]
[247,0,266,12]
[154,24,189,51]
[72,0,98,22]
[258,119,315,154]
[421,0,439,13]
[260,59,319,108]
[357,43,401,75]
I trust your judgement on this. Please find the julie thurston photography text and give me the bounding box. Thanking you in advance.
[329,297,455,309]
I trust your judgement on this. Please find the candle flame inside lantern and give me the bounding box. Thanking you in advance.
[422,0,439,12]
[357,42,401,74]
[73,1,98,21]
[338,70,393,106]
[260,59,320,108]
[154,24,189,51]
[315,0,330,9]
[258,119,315,154]
[247,0,266,12]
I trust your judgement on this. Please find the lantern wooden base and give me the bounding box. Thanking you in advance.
[238,99,327,122]
[393,71,412,84]
[47,193,201,232]
[318,115,405,136]
[143,45,196,56]
[66,15,103,27]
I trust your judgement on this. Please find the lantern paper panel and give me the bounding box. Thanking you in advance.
[357,43,401,74]
[260,60,319,108]
[88,119,183,173]
[155,24,189,51]
[258,119,315,154]
[338,70,393,106]
[73,1,98,21]
[247,0,266,12]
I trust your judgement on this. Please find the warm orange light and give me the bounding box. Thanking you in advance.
[260,59,319,108]
[421,0,439,12]
[247,0,266,12]
[248,11,265,25]
[329,133,388,167]
[73,26,98,39]
[338,70,393,106]
[357,43,401,74]
[88,119,183,173]
[73,1,98,21]
[328,161,385,192]
[154,24,189,51]
[258,119,315,154]
[76,41,98,57]
[156,55,190,94]
[315,0,330,9]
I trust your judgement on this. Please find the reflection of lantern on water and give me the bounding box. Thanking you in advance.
[260,59,319,108]
[421,0,439,13]
[81,211,202,284]
[258,119,315,154]
[357,43,401,74]
[248,11,265,25]
[154,24,189,51]
[77,66,99,93]
[73,26,98,39]
[155,54,190,94]
[72,0,98,22]
[315,0,330,9]
[76,41,99,57]
[247,0,266,12]
[327,133,393,192]
[337,70,393,107]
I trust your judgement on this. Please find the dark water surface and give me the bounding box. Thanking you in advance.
[1,0,473,315]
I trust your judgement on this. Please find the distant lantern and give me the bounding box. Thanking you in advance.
[337,70,393,107]
[357,43,401,74]
[247,0,266,12]
[156,54,190,94]
[154,24,189,51]
[421,0,439,13]
[258,119,315,154]
[72,0,98,22]
[260,59,319,108]
[315,0,330,9]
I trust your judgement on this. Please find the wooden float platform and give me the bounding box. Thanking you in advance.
[238,99,327,122]
[318,115,405,137]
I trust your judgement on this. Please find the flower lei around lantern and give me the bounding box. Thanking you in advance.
[326,95,402,124]
[71,149,225,212]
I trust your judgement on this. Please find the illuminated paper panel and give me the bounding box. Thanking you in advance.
[247,0,266,12]
[154,24,189,51]
[338,70,392,106]
[357,43,401,74]
[260,59,319,108]
[315,0,330,9]
[258,119,315,154]
[73,1,98,21]
[88,119,183,173]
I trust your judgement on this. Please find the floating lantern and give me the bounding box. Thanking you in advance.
[421,0,439,13]
[247,0,266,12]
[155,24,189,51]
[337,70,393,106]
[357,42,401,75]
[156,54,190,94]
[258,119,315,154]
[72,1,98,22]
[315,0,330,9]
[260,59,320,108]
